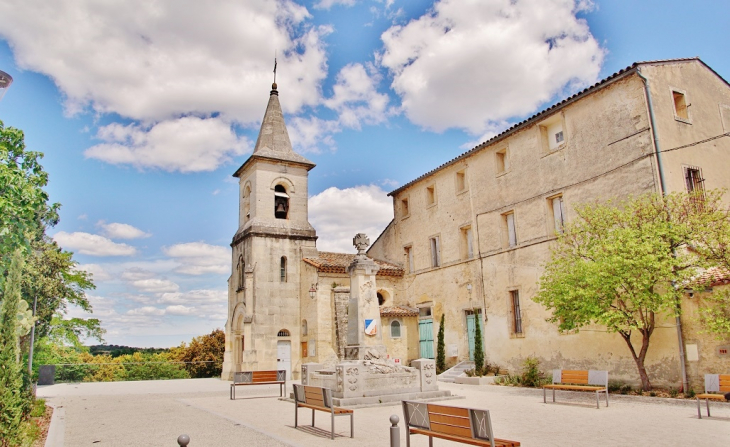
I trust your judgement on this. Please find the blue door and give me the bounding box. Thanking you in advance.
[467,313,476,361]
[419,319,434,359]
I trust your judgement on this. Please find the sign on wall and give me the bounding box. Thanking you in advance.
[364,319,377,336]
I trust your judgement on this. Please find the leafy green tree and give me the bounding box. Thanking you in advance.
[534,192,720,391]
[174,329,225,378]
[0,252,27,445]
[0,121,59,273]
[473,311,484,376]
[436,314,445,373]
[20,238,101,346]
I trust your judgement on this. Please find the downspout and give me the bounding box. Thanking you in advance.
[637,67,689,393]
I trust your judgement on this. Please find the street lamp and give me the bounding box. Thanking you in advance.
[309,283,318,299]
[0,70,13,101]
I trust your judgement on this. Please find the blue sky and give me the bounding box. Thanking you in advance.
[0,0,727,348]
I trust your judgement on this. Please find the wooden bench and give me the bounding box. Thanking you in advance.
[229,370,286,400]
[696,374,730,419]
[402,400,520,447]
[293,384,353,440]
[543,369,609,409]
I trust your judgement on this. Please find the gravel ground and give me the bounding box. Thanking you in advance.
[38,378,730,446]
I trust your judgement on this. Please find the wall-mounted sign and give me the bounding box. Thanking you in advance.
[364,319,377,336]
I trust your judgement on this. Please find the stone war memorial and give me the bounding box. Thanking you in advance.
[301,234,450,406]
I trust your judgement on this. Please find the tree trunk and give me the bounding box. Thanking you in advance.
[619,330,653,391]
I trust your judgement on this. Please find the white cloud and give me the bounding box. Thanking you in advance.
[85,117,250,172]
[0,0,331,172]
[315,0,357,10]
[309,185,393,253]
[121,268,157,282]
[98,221,151,240]
[76,264,113,282]
[127,306,166,316]
[324,63,390,130]
[379,0,604,133]
[160,289,227,306]
[163,242,230,275]
[164,305,196,316]
[130,278,180,294]
[53,231,137,256]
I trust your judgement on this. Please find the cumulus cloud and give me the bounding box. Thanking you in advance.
[121,268,157,282]
[53,231,137,256]
[163,242,230,275]
[130,278,180,294]
[98,221,151,239]
[0,0,330,172]
[85,117,250,172]
[309,185,393,252]
[315,0,357,10]
[324,63,391,130]
[379,0,604,133]
[76,264,113,282]
[127,306,166,316]
[159,289,227,306]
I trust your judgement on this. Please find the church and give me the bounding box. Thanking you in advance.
[223,58,730,390]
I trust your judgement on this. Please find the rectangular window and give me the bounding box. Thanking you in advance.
[430,236,441,267]
[401,198,409,217]
[419,307,432,317]
[504,212,517,247]
[721,104,730,132]
[426,185,436,206]
[460,226,473,260]
[550,196,565,235]
[685,166,704,195]
[301,341,308,358]
[511,290,523,334]
[539,114,566,152]
[496,148,509,174]
[280,257,287,282]
[673,90,689,121]
[456,170,467,192]
[404,245,414,273]
[390,320,401,338]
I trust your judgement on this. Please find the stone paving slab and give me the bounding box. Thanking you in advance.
[38,378,730,446]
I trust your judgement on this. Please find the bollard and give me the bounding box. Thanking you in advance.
[389,414,400,447]
[177,434,190,446]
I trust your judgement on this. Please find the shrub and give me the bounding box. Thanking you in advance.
[436,314,445,374]
[520,357,546,387]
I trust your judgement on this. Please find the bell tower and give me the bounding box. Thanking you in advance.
[222,82,318,380]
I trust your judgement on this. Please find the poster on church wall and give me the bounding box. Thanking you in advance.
[364,319,377,336]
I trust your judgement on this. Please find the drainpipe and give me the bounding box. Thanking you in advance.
[637,68,689,393]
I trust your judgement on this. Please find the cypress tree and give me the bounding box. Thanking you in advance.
[0,251,26,445]
[436,313,445,374]
[474,310,484,376]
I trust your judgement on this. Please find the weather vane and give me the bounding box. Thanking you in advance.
[273,52,277,84]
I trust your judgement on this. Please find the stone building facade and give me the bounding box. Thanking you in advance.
[224,58,730,388]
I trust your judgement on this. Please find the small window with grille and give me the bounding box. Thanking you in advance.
[684,166,704,199]
[511,290,523,335]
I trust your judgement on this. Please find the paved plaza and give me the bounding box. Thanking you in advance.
[38,378,730,446]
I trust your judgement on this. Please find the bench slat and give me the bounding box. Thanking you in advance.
[429,413,471,428]
[428,404,469,417]
[430,422,473,438]
[409,428,520,447]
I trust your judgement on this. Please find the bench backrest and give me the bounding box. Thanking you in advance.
[553,369,607,387]
[293,384,333,409]
[704,374,730,393]
[402,401,496,447]
[233,370,286,384]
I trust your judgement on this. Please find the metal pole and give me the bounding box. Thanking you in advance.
[390,414,400,447]
[27,295,38,377]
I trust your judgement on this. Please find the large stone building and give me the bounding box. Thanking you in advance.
[223,58,730,389]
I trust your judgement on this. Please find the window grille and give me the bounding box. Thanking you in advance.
[511,290,523,334]
[277,329,290,337]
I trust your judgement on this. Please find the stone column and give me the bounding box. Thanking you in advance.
[345,233,387,361]
[412,359,438,391]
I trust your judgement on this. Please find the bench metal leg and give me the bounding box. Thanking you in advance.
[697,398,702,419]
[312,409,316,427]
[706,398,711,418]
[595,391,599,409]
[406,427,411,447]
[552,388,556,402]
[543,387,546,403]
[295,403,299,428]
[429,436,433,447]
[331,411,335,440]
[605,390,609,407]
[350,413,354,438]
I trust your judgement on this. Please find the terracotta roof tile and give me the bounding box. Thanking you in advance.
[303,252,404,277]
[690,267,730,288]
[380,306,418,317]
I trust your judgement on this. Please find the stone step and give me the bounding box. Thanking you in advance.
[438,361,475,382]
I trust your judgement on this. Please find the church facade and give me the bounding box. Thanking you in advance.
[223,58,730,389]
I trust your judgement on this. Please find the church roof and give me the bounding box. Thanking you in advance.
[233,83,314,177]
[303,252,404,277]
[688,267,730,288]
[380,305,419,317]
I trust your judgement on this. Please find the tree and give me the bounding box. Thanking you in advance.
[0,121,58,273]
[0,252,27,445]
[174,329,225,378]
[473,310,484,375]
[436,314,445,373]
[534,192,723,391]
